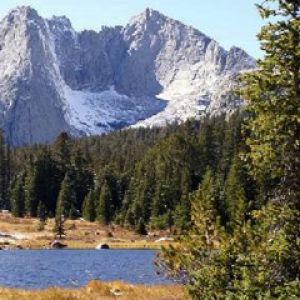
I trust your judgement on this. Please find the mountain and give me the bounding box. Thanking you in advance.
[0,6,255,145]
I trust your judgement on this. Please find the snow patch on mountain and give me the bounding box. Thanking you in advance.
[63,85,166,135]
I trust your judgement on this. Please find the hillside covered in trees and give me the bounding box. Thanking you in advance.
[0,111,258,235]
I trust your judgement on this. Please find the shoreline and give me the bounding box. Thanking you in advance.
[0,213,176,251]
[0,240,173,250]
[1,246,163,250]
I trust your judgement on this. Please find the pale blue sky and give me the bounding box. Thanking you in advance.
[0,0,264,58]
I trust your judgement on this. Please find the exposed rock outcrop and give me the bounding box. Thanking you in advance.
[0,6,256,145]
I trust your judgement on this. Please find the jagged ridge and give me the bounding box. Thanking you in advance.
[0,6,255,145]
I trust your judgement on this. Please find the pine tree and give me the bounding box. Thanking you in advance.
[160,168,227,299]
[54,196,65,239]
[25,168,39,217]
[190,168,220,246]
[37,201,47,231]
[150,181,171,229]
[72,149,94,212]
[119,178,136,226]
[198,116,225,172]
[240,0,300,206]
[97,181,112,225]
[25,150,62,217]
[82,190,96,222]
[151,182,166,219]
[10,175,25,217]
[57,173,76,218]
[124,209,135,227]
[245,202,300,298]
[53,132,71,172]
[54,173,75,238]
[133,155,157,224]
[218,112,243,177]
[173,170,192,231]
[136,217,147,235]
[173,193,190,231]
[131,176,153,225]
[0,131,5,208]
[0,131,10,209]
[224,159,246,233]
[238,1,300,296]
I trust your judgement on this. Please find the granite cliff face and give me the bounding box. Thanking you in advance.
[0,7,70,145]
[0,6,255,145]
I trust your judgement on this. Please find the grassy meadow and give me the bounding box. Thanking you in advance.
[0,281,184,300]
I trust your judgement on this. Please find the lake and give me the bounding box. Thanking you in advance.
[0,249,172,289]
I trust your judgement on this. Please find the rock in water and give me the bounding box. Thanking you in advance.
[96,243,110,250]
[50,240,67,249]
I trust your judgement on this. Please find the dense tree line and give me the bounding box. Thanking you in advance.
[0,131,10,209]
[0,111,255,236]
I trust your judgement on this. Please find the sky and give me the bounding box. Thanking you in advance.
[0,0,264,58]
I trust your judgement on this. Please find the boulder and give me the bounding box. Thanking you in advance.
[155,237,174,243]
[50,240,67,249]
[96,243,110,250]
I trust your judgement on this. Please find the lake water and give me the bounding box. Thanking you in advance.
[0,249,172,289]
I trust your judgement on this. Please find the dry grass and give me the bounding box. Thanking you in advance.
[0,281,185,300]
[0,213,175,249]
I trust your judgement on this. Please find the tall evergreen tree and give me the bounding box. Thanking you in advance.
[25,150,62,217]
[60,173,76,217]
[53,132,71,172]
[10,175,25,217]
[0,131,10,209]
[190,168,220,246]
[120,178,137,227]
[82,190,96,222]
[240,0,300,206]
[54,197,65,239]
[72,148,94,211]
[238,0,300,296]
[160,168,227,299]
[136,217,147,235]
[151,182,166,219]
[224,159,246,233]
[131,175,154,225]
[54,172,75,237]
[25,167,39,217]
[173,170,192,231]
[97,181,112,225]
[37,200,47,231]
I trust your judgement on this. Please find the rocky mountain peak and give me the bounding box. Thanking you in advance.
[0,6,255,145]
[7,5,37,17]
[225,46,256,72]
[129,7,167,25]
[3,6,40,26]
